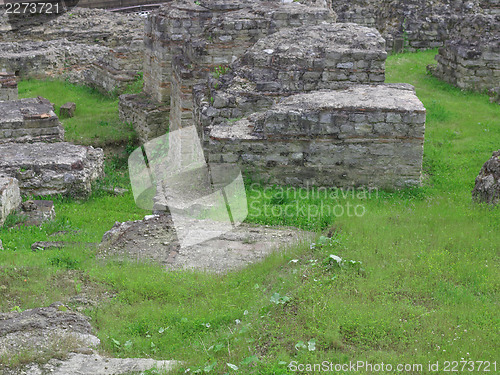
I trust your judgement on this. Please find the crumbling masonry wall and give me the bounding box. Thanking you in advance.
[195,24,425,188]
[0,72,17,101]
[208,85,425,188]
[429,14,500,93]
[0,8,145,95]
[329,0,497,52]
[122,0,425,189]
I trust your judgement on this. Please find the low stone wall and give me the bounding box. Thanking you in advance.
[0,8,145,95]
[429,14,500,93]
[208,84,426,188]
[330,0,487,52]
[194,24,387,133]
[0,142,104,198]
[0,176,21,225]
[0,97,64,143]
[119,94,170,144]
[0,72,17,101]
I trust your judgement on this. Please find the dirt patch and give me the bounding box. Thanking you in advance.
[99,214,314,273]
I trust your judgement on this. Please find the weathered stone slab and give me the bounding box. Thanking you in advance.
[0,175,21,225]
[0,142,104,198]
[0,302,179,375]
[0,97,64,143]
[208,84,426,188]
[99,214,313,273]
[195,23,387,130]
[0,71,17,101]
[472,150,500,205]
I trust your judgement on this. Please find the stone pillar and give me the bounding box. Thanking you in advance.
[0,72,17,101]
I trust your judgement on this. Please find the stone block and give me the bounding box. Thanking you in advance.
[472,150,500,205]
[0,97,64,143]
[60,102,76,118]
[0,142,104,198]
[0,176,21,226]
[20,200,56,226]
[0,72,17,101]
[208,84,426,189]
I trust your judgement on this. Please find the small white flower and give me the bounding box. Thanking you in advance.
[330,255,342,263]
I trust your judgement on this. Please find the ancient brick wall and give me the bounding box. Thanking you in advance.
[0,72,17,101]
[429,13,500,93]
[0,8,145,94]
[208,85,425,188]
[330,0,489,52]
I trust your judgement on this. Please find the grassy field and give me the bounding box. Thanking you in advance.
[18,78,140,148]
[1,50,499,374]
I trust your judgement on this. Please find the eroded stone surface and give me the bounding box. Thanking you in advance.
[0,303,179,375]
[0,142,104,198]
[0,97,64,144]
[0,175,21,226]
[0,302,100,363]
[429,13,500,93]
[99,214,313,273]
[0,72,17,101]
[472,150,500,205]
[207,84,426,188]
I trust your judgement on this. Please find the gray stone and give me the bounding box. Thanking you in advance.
[0,97,64,144]
[0,175,21,226]
[429,13,500,93]
[0,142,104,198]
[208,84,426,188]
[0,239,3,250]
[59,102,76,118]
[0,71,17,101]
[0,302,100,364]
[20,200,56,226]
[0,302,179,375]
[472,150,500,205]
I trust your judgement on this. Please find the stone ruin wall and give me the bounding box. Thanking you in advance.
[194,24,425,188]
[429,13,500,94]
[0,7,145,95]
[0,72,17,101]
[123,0,426,189]
[121,0,335,144]
[329,0,498,52]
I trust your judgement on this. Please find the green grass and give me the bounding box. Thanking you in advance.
[18,79,137,147]
[1,50,499,374]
